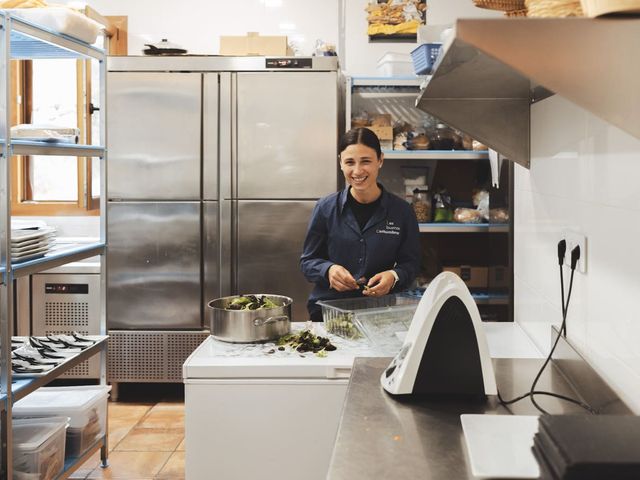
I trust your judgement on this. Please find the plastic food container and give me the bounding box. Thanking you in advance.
[13,386,110,458]
[410,43,443,75]
[317,295,419,353]
[376,52,415,77]
[7,8,103,44]
[12,417,68,480]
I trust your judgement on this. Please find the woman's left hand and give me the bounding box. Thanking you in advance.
[363,270,396,297]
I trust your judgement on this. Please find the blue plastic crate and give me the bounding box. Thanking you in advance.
[411,42,442,75]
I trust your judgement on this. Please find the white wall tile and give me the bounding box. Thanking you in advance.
[517,95,640,413]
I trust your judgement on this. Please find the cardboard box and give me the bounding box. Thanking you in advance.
[220,32,293,56]
[443,266,488,288]
[367,125,393,141]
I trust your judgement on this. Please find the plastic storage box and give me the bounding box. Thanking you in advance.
[376,52,415,77]
[410,43,443,75]
[13,386,110,458]
[317,295,419,353]
[12,417,68,480]
[6,8,103,44]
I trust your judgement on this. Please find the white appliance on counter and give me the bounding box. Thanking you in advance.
[183,324,381,480]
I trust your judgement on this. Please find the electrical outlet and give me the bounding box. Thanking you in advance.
[562,230,587,274]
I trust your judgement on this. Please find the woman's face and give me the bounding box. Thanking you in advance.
[339,143,383,194]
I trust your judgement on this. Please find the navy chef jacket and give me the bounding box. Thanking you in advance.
[300,185,421,318]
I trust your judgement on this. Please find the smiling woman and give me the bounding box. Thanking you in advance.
[300,127,421,321]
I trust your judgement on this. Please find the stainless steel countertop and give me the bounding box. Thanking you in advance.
[327,357,594,480]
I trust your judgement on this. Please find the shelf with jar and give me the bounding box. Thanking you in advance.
[346,75,513,322]
[347,76,489,160]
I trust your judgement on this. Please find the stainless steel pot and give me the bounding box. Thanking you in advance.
[208,294,292,343]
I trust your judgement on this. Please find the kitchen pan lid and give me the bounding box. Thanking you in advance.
[143,38,187,55]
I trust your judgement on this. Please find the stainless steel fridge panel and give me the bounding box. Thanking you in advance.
[107,202,202,329]
[203,74,219,200]
[203,201,220,308]
[236,201,316,321]
[107,72,202,200]
[236,72,338,199]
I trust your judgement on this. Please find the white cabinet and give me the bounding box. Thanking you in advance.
[0,12,108,478]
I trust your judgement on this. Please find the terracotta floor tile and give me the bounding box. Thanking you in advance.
[85,451,172,479]
[137,408,184,430]
[108,403,153,423]
[68,470,89,480]
[115,428,183,452]
[109,421,138,451]
[156,451,185,480]
[67,444,111,477]
[153,401,184,410]
[176,438,185,451]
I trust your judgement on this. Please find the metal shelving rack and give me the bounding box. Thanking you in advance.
[0,12,108,478]
[346,75,513,316]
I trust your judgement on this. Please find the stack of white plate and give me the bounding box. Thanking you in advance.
[11,226,57,263]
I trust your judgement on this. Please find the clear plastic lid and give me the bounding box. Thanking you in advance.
[13,386,110,428]
[12,417,68,452]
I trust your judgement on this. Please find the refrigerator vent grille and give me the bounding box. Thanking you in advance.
[167,333,211,380]
[108,331,209,382]
[45,302,89,327]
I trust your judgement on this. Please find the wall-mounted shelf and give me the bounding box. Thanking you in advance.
[383,149,488,160]
[3,140,106,157]
[419,223,508,233]
[351,76,423,88]
[404,289,508,305]
[416,17,640,169]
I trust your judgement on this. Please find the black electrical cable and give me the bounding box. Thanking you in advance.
[497,245,598,415]
[557,239,567,336]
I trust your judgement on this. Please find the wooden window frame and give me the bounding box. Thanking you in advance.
[10,13,127,216]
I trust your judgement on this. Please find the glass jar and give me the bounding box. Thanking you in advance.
[412,188,432,223]
[428,123,457,150]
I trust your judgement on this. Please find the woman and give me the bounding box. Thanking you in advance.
[300,127,421,321]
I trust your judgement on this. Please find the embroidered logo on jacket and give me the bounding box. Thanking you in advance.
[376,220,401,236]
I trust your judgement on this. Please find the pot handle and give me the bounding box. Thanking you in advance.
[253,315,289,327]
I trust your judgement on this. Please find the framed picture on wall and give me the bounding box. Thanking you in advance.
[366,0,426,42]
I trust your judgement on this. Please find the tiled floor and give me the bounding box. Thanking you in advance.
[68,385,185,480]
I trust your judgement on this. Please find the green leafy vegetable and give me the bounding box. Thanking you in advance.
[277,330,337,356]
[325,314,362,339]
[226,295,281,311]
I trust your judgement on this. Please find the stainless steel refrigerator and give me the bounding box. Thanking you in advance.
[106,57,340,385]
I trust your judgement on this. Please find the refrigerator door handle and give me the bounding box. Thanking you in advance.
[231,73,238,200]
[220,72,233,201]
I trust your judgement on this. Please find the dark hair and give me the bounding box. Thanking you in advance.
[339,127,382,159]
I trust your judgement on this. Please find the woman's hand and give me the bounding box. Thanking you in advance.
[328,264,359,292]
[363,270,396,297]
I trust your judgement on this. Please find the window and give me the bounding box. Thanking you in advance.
[30,59,79,202]
[10,12,127,216]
